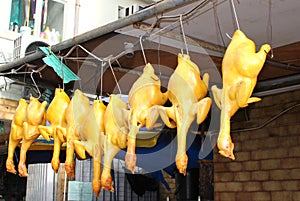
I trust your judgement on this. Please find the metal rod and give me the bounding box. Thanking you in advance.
[0,0,198,72]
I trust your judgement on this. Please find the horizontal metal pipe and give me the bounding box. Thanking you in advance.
[265,59,300,72]
[0,0,197,72]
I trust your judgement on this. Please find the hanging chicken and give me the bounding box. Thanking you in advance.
[18,97,48,177]
[152,53,211,175]
[38,88,70,172]
[63,89,90,176]
[211,30,271,160]
[101,94,129,192]
[126,63,169,173]
[6,99,28,174]
[73,99,106,196]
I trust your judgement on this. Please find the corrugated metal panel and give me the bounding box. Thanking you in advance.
[26,163,55,201]
[26,163,69,201]
[74,158,158,201]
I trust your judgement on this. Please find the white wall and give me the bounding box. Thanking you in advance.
[0,0,12,31]
[77,0,147,35]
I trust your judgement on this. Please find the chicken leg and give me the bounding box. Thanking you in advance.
[211,30,271,160]
[126,63,169,173]
[18,97,47,177]
[6,99,28,174]
[153,54,211,175]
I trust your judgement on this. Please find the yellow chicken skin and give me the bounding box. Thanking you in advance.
[6,99,28,174]
[211,30,271,160]
[153,53,211,175]
[101,94,128,192]
[126,63,168,173]
[38,88,70,173]
[62,89,90,176]
[74,100,106,196]
[18,97,47,177]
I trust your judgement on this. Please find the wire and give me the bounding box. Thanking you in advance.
[179,14,189,55]
[30,70,42,99]
[108,57,122,95]
[100,61,104,97]
[232,102,300,133]
[267,0,274,58]
[60,57,65,90]
[213,0,226,49]
[140,35,147,65]
[230,0,240,30]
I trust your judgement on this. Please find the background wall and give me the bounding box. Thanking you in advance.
[214,89,300,201]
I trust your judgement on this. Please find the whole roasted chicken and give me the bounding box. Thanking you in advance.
[63,89,90,176]
[211,30,271,160]
[153,53,211,175]
[74,99,106,196]
[6,99,28,174]
[18,97,48,176]
[101,94,129,192]
[126,63,168,173]
[39,88,70,172]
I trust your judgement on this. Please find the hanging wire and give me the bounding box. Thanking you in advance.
[108,57,122,95]
[139,35,147,65]
[100,60,104,98]
[230,0,240,30]
[60,57,65,90]
[179,14,189,55]
[75,45,83,90]
[267,0,274,58]
[157,32,162,79]
[213,0,226,49]
[30,70,42,99]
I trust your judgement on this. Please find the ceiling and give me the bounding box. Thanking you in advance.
[1,0,300,97]
[162,0,300,49]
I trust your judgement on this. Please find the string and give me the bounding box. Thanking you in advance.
[140,35,147,65]
[179,14,189,55]
[230,0,240,30]
[108,57,122,95]
[267,0,274,58]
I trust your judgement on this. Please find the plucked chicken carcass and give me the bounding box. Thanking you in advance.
[74,99,106,196]
[211,30,271,160]
[39,88,70,172]
[63,89,90,176]
[153,53,211,175]
[6,99,28,174]
[101,94,129,192]
[126,63,169,173]
[18,97,48,177]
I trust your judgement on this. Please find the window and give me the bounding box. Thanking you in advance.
[9,0,64,42]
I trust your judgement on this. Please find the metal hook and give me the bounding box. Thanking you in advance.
[179,14,189,55]
[140,35,147,65]
[30,70,41,99]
